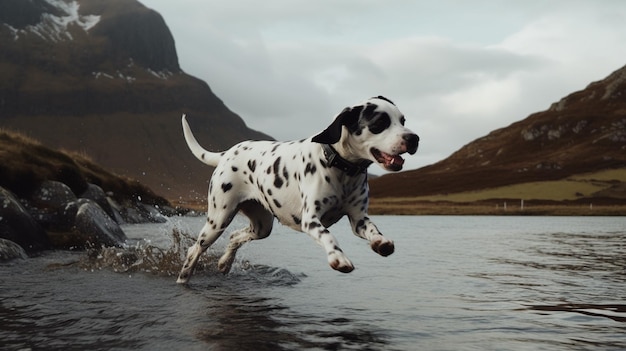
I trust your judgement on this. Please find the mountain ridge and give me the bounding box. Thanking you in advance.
[0,0,272,200]
[369,64,626,201]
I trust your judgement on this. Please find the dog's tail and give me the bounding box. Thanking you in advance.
[181,114,222,167]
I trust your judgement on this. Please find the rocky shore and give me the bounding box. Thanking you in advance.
[0,180,183,261]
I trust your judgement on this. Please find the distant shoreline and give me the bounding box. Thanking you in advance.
[171,198,626,216]
[368,199,626,216]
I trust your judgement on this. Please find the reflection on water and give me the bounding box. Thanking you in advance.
[193,290,390,351]
[1,216,626,350]
[525,303,626,323]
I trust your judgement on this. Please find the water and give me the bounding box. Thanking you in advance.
[1,216,625,350]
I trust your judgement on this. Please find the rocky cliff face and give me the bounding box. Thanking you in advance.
[370,65,626,198]
[0,0,271,199]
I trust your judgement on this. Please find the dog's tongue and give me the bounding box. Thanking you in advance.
[382,152,404,167]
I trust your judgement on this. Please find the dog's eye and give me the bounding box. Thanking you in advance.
[400,116,406,126]
[368,113,391,134]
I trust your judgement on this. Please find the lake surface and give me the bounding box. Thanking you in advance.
[1,215,625,350]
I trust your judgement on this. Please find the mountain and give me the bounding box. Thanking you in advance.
[370,65,626,201]
[0,0,271,200]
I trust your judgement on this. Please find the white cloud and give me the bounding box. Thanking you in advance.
[139,0,626,174]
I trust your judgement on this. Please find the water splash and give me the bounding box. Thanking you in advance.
[75,228,305,286]
[78,229,215,277]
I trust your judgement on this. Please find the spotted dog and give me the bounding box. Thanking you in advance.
[177,96,419,284]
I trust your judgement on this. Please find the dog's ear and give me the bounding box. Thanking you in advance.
[312,106,362,144]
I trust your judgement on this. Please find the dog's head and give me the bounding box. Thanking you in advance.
[312,96,419,172]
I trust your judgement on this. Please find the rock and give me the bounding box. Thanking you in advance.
[141,203,168,223]
[80,183,116,221]
[25,180,78,231]
[0,238,27,261]
[116,201,167,224]
[30,180,77,208]
[0,187,51,252]
[74,199,127,248]
[106,197,127,224]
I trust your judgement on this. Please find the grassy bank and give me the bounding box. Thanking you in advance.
[369,169,626,216]
[369,199,626,216]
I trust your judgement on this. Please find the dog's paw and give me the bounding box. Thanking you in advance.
[217,253,236,274]
[328,252,354,273]
[370,235,394,257]
[176,273,190,284]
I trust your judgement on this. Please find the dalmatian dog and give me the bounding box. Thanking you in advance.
[177,96,419,284]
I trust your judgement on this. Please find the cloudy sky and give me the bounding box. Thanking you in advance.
[141,0,626,174]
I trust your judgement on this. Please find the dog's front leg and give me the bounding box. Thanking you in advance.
[349,215,395,257]
[301,216,354,273]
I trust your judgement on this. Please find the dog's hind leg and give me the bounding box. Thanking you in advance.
[177,207,238,284]
[218,201,274,274]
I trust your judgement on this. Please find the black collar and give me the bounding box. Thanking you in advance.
[321,144,372,176]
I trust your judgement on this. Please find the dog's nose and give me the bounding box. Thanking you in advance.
[403,133,419,155]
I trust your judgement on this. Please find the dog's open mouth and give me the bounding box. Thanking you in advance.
[371,148,404,171]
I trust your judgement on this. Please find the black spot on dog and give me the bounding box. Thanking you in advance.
[368,112,391,134]
[282,167,289,182]
[291,215,301,225]
[304,163,316,176]
[232,166,238,172]
[363,103,377,119]
[267,189,273,196]
[271,144,280,153]
[325,176,331,183]
[375,95,395,105]
[248,160,257,172]
[308,221,321,230]
[273,157,281,174]
[273,199,282,208]
[274,177,284,188]
[356,219,366,231]
[221,183,233,192]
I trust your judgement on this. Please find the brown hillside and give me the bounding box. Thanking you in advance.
[0,0,271,200]
[370,65,626,198]
[0,129,166,206]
